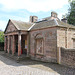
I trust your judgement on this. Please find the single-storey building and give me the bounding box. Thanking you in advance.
[4,12,75,63]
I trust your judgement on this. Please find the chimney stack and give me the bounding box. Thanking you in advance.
[61,18,67,23]
[30,16,38,23]
[51,11,58,18]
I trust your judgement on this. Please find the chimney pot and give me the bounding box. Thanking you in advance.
[51,11,58,18]
[30,16,38,23]
[61,18,67,23]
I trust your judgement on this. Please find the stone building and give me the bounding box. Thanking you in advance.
[4,12,75,63]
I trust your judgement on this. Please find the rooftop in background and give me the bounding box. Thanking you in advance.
[35,11,60,23]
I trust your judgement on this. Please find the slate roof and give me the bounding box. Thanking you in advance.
[31,19,75,30]
[10,19,33,31]
[31,19,57,30]
[57,20,75,28]
[5,19,75,32]
[43,16,60,21]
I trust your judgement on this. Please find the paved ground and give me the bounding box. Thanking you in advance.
[20,59,75,75]
[0,52,75,75]
[0,55,59,75]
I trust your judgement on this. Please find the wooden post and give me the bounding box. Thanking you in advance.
[18,33,21,56]
[57,47,61,64]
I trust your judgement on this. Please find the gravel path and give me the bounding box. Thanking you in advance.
[0,55,59,75]
[20,60,75,75]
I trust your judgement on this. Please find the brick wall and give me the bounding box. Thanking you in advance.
[30,27,57,62]
[61,47,75,68]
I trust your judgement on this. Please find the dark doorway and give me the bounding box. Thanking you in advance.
[15,35,18,53]
[21,35,27,55]
[10,36,12,54]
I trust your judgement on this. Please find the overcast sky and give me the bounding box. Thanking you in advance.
[0,0,69,31]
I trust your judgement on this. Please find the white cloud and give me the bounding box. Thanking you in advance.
[0,20,7,31]
[4,15,29,22]
[0,14,29,31]
[0,0,69,31]
[0,0,68,12]
[58,11,68,19]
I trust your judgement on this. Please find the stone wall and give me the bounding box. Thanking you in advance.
[57,27,75,48]
[5,20,17,33]
[61,47,75,68]
[57,27,66,48]
[30,27,57,62]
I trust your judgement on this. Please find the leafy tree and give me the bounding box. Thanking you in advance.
[0,31,4,43]
[67,0,75,25]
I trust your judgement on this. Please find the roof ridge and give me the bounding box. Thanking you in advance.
[28,23,35,31]
[10,19,25,22]
[10,19,20,30]
[10,19,33,25]
[54,19,59,25]
[36,19,54,24]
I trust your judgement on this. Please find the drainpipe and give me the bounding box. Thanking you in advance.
[65,27,69,48]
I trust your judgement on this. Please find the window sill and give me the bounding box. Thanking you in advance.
[36,53,44,56]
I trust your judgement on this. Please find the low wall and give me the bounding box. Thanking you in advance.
[61,47,75,68]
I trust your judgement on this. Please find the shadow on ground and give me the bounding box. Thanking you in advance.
[19,59,75,75]
[0,51,75,75]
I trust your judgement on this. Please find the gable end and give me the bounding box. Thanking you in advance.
[4,19,18,34]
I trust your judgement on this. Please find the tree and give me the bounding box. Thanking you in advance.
[67,0,75,25]
[0,31,4,43]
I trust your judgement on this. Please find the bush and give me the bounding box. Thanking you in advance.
[0,31,4,50]
[0,31,4,42]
